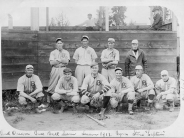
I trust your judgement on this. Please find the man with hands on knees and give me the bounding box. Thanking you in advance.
[155,70,178,112]
[51,68,80,114]
[130,65,155,111]
[79,62,111,120]
[17,65,44,113]
[109,67,135,115]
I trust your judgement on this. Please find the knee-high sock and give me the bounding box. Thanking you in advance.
[103,96,110,108]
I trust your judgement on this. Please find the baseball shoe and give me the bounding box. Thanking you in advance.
[128,110,134,115]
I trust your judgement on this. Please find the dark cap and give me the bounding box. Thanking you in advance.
[115,67,123,72]
[63,68,72,74]
[90,62,98,68]
[56,38,63,43]
[81,35,89,41]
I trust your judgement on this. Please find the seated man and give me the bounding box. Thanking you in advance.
[17,65,44,113]
[155,70,178,112]
[130,65,155,111]
[109,67,135,115]
[51,68,80,114]
[150,7,163,30]
[80,62,111,120]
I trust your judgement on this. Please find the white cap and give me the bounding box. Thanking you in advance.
[26,64,34,69]
[108,38,115,42]
[161,70,168,76]
[135,65,143,70]
[132,39,138,44]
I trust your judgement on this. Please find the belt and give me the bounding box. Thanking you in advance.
[53,65,66,68]
[102,66,116,69]
[77,64,90,66]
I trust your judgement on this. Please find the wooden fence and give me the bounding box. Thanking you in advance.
[1,29,177,90]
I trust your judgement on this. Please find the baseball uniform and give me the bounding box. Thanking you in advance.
[155,77,178,102]
[80,73,111,107]
[101,48,119,82]
[130,74,155,103]
[17,74,44,105]
[52,76,80,103]
[47,49,70,94]
[110,76,135,109]
[73,46,97,87]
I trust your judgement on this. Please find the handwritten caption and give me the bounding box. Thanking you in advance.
[0,130,165,137]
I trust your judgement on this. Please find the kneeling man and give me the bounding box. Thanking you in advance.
[110,67,135,115]
[80,62,111,119]
[51,68,80,113]
[17,65,44,113]
[155,70,178,112]
[130,65,155,110]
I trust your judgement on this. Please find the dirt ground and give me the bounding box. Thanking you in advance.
[3,106,180,131]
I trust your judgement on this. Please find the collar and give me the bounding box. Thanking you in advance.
[116,76,123,82]
[130,48,141,57]
[82,46,88,49]
[91,73,98,78]
[26,74,32,78]
[164,78,169,82]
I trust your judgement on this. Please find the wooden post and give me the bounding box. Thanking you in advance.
[99,6,103,31]
[8,14,13,29]
[31,7,39,31]
[105,7,109,31]
[46,7,49,31]
[172,12,177,31]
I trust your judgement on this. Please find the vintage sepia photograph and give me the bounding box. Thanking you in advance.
[0,0,183,137]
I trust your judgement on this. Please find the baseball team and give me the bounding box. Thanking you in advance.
[17,35,178,120]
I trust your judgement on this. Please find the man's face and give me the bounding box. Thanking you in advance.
[161,74,169,82]
[108,41,114,49]
[56,41,63,51]
[26,68,34,77]
[115,70,122,79]
[81,38,89,47]
[136,69,143,78]
[88,15,92,19]
[132,43,138,50]
[91,65,99,74]
[64,72,72,80]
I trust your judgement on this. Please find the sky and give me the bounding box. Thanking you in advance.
[1,6,151,27]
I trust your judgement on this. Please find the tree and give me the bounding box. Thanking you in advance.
[50,11,70,26]
[109,6,127,26]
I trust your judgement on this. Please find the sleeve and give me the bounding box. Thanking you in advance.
[100,50,105,61]
[170,78,177,89]
[99,75,111,94]
[80,76,92,97]
[35,76,43,90]
[73,77,79,92]
[91,48,98,60]
[73,49,79,60]
[155,81,161,91]
[66,51,70,61]
[55,78,63,91]
[49,51,55,61]
[110,80,116,93]
[17,78,24,92]
[142,51,148,74]
[115,50,120,61]
[146,75,154,86]
[152,14,161,26]
[125,53,130,76]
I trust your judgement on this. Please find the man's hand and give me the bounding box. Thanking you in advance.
[92,92,100,101]
[156,93,162,100]
[30,97,37,103]
[112,93,122,101]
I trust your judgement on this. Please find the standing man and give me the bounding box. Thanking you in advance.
[125,39,148,79]
[130,65,155,111]
[47,38,70,104]
[101,38,119,82]
[80,62,111,120]
[109,67,135,115]
[155,70,178,112]
[17,65,44,113]
[73,35,97,89]
[76,14,97,27]
[51,68,80,113]
[150,7,163,30]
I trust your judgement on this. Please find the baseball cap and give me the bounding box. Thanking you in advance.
[26,65,34,69]
[161,70,168,76]
[115,67,123,72]
[90,62,99,68]
[81,35,89,41]
[132,39,138,44]
[135,65,143,70]
[63,68,72,74]
[56,38,63,43]
[108,38,115,43]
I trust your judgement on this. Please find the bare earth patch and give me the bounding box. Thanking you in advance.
[3,107,180,131]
